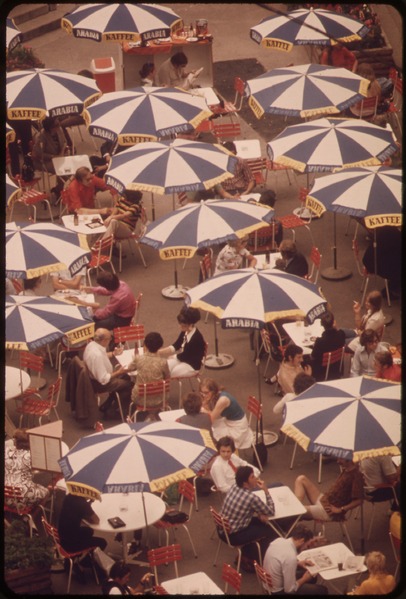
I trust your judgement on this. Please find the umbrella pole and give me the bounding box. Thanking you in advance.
[321,213,352,281]
[373,229,378,286]
[293,172,313,221]
[141,490,150,548]
[204,318,235,369]
[161,259,189,300]
[151,192,156,221]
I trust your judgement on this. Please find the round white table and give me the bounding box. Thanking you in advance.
[5,366,31,400]
[87,492,166,562]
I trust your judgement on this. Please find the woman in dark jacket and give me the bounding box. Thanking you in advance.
[159,307,206,376]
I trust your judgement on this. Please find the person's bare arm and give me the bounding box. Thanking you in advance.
[207,394,231,422]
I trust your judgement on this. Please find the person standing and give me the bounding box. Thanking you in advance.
[263,524,328,595]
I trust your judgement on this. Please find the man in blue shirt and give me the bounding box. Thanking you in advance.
[220,466,277,566]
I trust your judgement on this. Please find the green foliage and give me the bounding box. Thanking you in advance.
[6,44,45,71]
[4,520,54,572]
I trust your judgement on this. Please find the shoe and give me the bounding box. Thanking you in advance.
[128,541,141,555]
[264,375,277,385]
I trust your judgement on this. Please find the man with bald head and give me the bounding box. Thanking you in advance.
[83,328,133,416]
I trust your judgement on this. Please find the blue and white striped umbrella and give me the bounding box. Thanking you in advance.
[250,7,369,51]
[6,17,22,53]
[186,268,328,329]
[6,68,101,120]
[246,64,368,119]
[306,166,402,227]
[83,87,213,145]
[141,199,275,260]
[281,376,401,462]
[6,295,95,351]
[6,174,21,205]
[61,3,182,44]
[105,139,239,195]
[59,421,217,499]
[267,117,399,173]
[6,222,90,279]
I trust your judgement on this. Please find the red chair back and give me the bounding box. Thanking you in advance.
[114,324,145,345]
[254,560,273,593]
[200,249,213,281]
[222,562,242,594]
[212,122,241,142]
[247,395,262,420]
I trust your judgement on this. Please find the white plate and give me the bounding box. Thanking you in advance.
[186,37,198,42]
[156,37,171,43]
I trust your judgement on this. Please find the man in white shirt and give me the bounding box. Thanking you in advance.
[263,524,328,595]
[210,436,260,494]
[83,328,133,415]
[360,455,400,508]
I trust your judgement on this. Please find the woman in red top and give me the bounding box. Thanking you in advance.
[374,350,401,382]
[65,166,114,213]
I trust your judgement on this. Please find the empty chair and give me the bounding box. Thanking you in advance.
[113,324,145,350]
[55,335,89,377]
[222,562,242,594]
[265,159,294,188]
[212,121,241,143]
[364,484,399,540]
[351,95,379,120]
[16,375,62,427]
[8,187,53,223]
[86,234,116,286]
[246,223,279,255]
[154,480,197,557]
[147,544,182,586]
[209,506,262,573]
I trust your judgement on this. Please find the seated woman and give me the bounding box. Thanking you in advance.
[277,344,312,395]
[343,290,385,353]
[5,429,50,510]
[210,435,260,494]
[350,329,385,377]
[348,551,395,595]
[127,332,170,417]
[177,392,213,434]
[200,378,253,450]
[349,63,382,118]
[158,307,206,377]
[214,237,257,275]
[374,350,402,382]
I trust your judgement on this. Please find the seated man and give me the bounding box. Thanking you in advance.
[215,142,256,199]
[263,524,328,595]
[220,466,276,567]
[310,311,346,381]
[360,455,400,509]
[273,372,316,416]
[277,345,312,396]
[65,166,116,213]
[210,436,260,494]
[275,239,308,278]
[58,493,107,582]
[83,328,133,416]
[294,458,364,522]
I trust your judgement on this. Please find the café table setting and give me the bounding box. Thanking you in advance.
[253,485,306,538]
[282,319,324,354]
[162,571,224,595]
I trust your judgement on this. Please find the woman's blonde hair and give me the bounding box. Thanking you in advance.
[365,551,387,575]
[200,378,224,404]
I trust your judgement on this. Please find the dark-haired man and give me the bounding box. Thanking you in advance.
[263,524,328,595]
[311,311,346,381]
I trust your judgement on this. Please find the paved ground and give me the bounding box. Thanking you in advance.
[5,4,402,597]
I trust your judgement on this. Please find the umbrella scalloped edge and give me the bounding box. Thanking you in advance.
[280,423,310,452]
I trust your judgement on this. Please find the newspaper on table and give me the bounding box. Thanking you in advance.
[301,550,335,576]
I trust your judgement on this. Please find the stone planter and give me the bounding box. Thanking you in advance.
[5,566,53,595]
[353,31,397,78]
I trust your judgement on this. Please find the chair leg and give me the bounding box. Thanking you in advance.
[317,454,323,484]
[213,538,222,567]
[384,279,391,307]
[182,524,198,557]
[340,522,354,552]
[133,239,147,268]
[66,558,74,594]
[251,443,263,472]
[367,503,376,540]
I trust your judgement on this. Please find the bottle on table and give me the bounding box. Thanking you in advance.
[73,211,79,226]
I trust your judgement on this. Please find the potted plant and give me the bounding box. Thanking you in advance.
[4,519,54,594]
[6,44,45,71]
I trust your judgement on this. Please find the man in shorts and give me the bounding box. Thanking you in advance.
[294,458,364,521]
